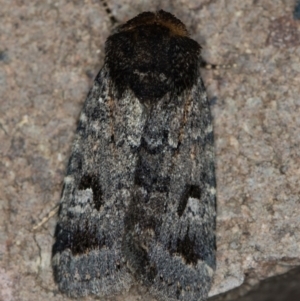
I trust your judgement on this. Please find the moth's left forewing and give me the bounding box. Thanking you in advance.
[52,67,148,298]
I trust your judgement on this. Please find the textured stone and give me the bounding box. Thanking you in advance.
[0,1,299,300]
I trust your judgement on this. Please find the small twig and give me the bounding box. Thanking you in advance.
[32,204,59,231]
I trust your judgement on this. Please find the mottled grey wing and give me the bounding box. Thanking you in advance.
[52,66,146,297]
[123,74,216,301]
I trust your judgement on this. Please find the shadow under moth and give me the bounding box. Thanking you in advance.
[52,10,216,301]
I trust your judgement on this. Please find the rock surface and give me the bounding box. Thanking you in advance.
[0,0,299,300]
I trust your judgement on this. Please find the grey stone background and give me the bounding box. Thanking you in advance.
[0,0,299,300]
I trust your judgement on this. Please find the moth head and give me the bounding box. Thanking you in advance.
[105,10,201,102]
[117,10,189,37]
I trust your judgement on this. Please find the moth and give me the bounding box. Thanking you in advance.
[52,10,216,301]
